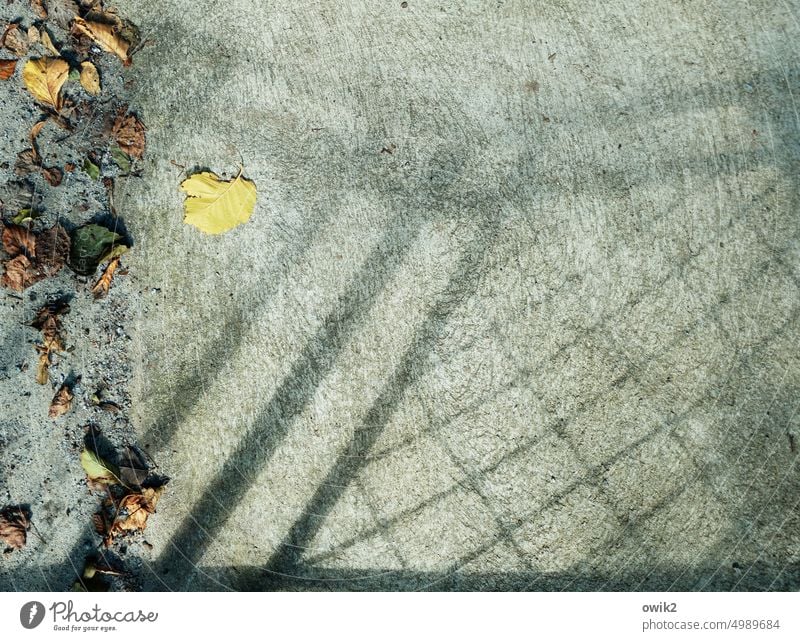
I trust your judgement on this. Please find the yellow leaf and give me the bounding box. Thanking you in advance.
[80,448,120,486]
[79,61,100,95]
[180,171,257,235]
[72,17,129,64]
[22,57,68,110]
[40,30,60,56]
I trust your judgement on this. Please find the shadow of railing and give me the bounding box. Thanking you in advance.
[3,58,800,591]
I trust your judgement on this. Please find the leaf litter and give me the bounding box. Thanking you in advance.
[0,0,167,586]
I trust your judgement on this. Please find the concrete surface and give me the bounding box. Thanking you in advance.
[3,0,800,590]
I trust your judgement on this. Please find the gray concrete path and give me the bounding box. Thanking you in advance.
[5,0,800,590]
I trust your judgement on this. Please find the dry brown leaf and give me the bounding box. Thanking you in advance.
[31,0,49,20]
[2,24,29,57]
[118,447,149,487]
[1,255,43,291]
[36,351,50,385]
[91,256,120,299]
[0,58,16,80]
[39,321,63,350]
[111,108,145,158]
[15,148,40,175]
[30,119,47,144]
[35,223,69,276]
[91,512,106,536]
[32,300,68,352]
[2,223,36,257]
[22,57,69,111]
[0,505,31,550]
[71,17,129,64]
[48,381,73,418]
[79,60,100,95]
[42,166,63,186]
[48,1,81,30]
[111,487,163,536]
[27,25,40,44]
[40,29,61,56]
[3,180,36,215]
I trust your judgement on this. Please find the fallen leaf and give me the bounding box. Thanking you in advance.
[46,0,79,30]
[35,351,50,385]
[15,148,40,175]
[181,171,257,234]
[30,119,48,144]
[35,223,70,276]
[91,256,120,298]
[40,29,60,56]
[110,108,145,158]
[110,146,131,174]
[118,446,149,488]
[100,244,128,263]
[1,222,36,257]
[91,512,107,536]
[0,58,16,80]
[0,505,31,550]
[11,209,37,225]
[83,157,100,180]
[48,381,73,418]
[111,487,164,535]
[69,223,125,275]
[72,558,112,591]
[71,17,129,64]
[79,61,100,95]
[27,25,40,44]
[80,448,120,487]
[22,57,69,111]
[1,255,43,291]
[98,400,120,413]
[42,166,63,186]
[3,180,37,217]
[30,0,49,20]
[32,299,69,352]
[2,23,28,57]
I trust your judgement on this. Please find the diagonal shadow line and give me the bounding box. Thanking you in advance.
[139,214,332,453]
[302,285,799,574]
[4,62,794,589]
[0,212,336,593]
[259,210,505,581]
[100,69,800,584]
[147,210,434,587]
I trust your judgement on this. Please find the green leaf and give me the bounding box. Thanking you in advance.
[11,209,38,225]
[99,243,129,264]
[68,68,80,83]
[83,158,100,180]
[80,448,120,486]
[69,223,126,275]
[110,146,131,175]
